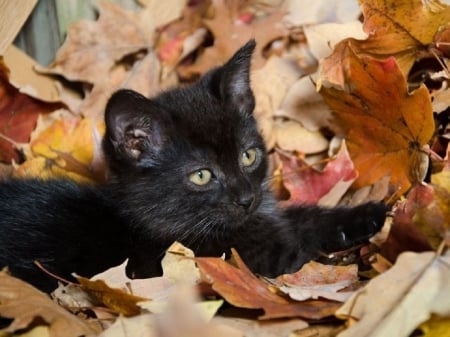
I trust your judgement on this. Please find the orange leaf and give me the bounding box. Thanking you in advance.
[320,43,434,196]
[327,0,450,77]
[195,249,340,320]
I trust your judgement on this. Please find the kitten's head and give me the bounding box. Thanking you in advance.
[103,40,271,242]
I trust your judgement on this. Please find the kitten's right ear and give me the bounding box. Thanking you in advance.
[103,89,166,166]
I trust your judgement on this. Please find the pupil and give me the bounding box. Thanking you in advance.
[198,170,203,179]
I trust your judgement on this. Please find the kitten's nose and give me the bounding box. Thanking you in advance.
[236,194,254,210]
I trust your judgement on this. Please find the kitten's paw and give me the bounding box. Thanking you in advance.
[323,202,388,252]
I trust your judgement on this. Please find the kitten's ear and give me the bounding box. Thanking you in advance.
[217,39,256,114]
[103,89,166,166]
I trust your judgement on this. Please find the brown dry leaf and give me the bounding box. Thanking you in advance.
[275,262,359,302]
[0,271,97,337]
[184,0,288,75]
[319,43,434,196]
[38,1,150,84]
[276,75,332,132]
[251,55,303,148]
[336,251,450,337]
[3,46,63,103]
[212,316,308,337]
[272,119,329,154]
[196,249,341,320]
[76,276,147,316]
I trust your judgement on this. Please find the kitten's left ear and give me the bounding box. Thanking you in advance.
[103,89,167,167]
[217,39,256,114]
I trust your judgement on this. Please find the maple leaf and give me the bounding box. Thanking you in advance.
[278,142,358,207]
[319,43,434,196]
[0,271,97,337]
[350,0,450,76]
[195,249,341,320]
[182,0,288,75]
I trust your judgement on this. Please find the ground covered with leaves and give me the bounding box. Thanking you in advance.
[0,0,450,336]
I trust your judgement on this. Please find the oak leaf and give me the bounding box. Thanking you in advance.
[195,249,341,320]
[0,271,97,337]
[319,43,434,196]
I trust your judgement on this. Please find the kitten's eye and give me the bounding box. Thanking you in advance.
[241,148,257,167]
[189,169,212,186]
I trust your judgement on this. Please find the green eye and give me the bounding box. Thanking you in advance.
[189,169,212,186]
[241,148,257,167]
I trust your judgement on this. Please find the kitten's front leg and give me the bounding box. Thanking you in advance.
[285,202,388,255]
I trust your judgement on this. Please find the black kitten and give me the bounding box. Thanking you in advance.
[0,40,386,292]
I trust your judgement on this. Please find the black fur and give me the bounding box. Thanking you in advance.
[0,40,386,292]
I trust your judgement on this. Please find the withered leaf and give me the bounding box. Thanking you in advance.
[77,276,147,316]
[0,271,97,337]
[320,43,434,196]
[0,59,61,164]
[38,1,150,84]
[183,0,287,75]
[195,249,340,320]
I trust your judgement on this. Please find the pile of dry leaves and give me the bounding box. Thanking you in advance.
[0,0,449,336]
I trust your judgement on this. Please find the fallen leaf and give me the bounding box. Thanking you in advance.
[419,315,450,337]
[273,118,329,154]
[251,55,303,147]
[278,142,358,207]
[212,316,308,337]
[38,1,150,84]
[354,0,450,75]
[380,184,434,262]
[276,262,359,302]
[0,271,97,337]
[76,276,147,316]
[336,251,450,337]
[0,59,61,164]
[195,249,341,320]
[283,0,361,26]
[13,116,105,182]
[184,0,288,75]
[319,43,434,196]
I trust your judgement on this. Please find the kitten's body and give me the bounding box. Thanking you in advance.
[0,41,386,292]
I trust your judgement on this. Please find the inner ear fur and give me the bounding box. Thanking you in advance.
[103,89,165,164]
